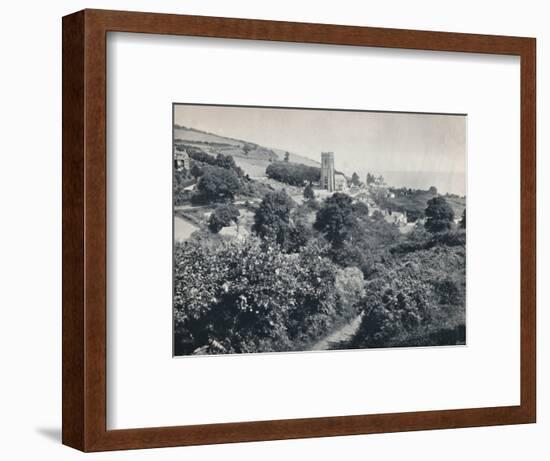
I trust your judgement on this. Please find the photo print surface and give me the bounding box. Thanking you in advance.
[173,104,466,356]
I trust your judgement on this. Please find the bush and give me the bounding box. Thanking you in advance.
[173,238,343,354]
[334,267,365,317]
[351,243,465,349]
[303,183,315,200]
[208,204,240,233]
[306,198,321,211]
[285,219,311,253]
[352,201,369,217]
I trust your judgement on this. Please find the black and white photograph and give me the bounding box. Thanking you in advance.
[173,104,466,356]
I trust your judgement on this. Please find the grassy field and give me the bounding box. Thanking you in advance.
[233,157,270,178]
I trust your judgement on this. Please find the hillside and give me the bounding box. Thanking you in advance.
[379,188,465,220]
[174,125,320,177]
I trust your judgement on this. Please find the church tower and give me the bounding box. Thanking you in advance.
[320,152,335,192]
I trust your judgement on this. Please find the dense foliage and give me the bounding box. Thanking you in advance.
[173,239,363,354]
[208,204,240,233]
[193,165,241,204]
[314,193,358,247]
[252,190,295,246]
[460,208,466,229]
[265,161,320,186]
[424,196,455,233]
[303,183,315,200]
[349,229,466,349]
[186,149,244,177]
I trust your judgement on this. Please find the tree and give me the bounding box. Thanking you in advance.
[429,186,438,194]
[459,208,466,229]
[215,153,244,177]
[252,190,295,245]
[424,196,455,233]
[186,150,243,176]
[314,193,358,246]
[366,172,375,185]
[284,151,290,162]
[351,172,361,186]
[195,166,241,203]
[352,201,369,217]
[208,204,240,233]
[303,183,315,201]
[266,161,320,186]
[190,163,203,179]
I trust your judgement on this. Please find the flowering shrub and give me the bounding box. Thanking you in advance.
[173,238,358,354]
[351,243,466,348]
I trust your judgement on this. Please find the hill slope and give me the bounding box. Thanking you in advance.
[174,125,320,177]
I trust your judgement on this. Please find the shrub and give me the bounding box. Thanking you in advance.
[173,238,342,354]
[352,201,369,217]
[303,183,315,200]
[334,267,365,317]
[351,243,465,349]
[285,219,311,253]
[208,204,240,233]
[424,196,455,233]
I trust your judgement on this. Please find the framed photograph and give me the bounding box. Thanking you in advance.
[62,9,536,451]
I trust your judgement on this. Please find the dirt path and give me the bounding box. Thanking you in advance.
[310,312,364,351]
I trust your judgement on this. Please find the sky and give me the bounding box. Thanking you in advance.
[174,104,466,195]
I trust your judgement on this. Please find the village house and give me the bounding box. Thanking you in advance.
[174,147,190,171]
[334,173,348,191]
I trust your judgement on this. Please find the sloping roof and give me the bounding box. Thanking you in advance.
[175,149,189,159]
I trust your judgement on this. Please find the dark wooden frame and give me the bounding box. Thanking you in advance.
[62,8,536,452]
